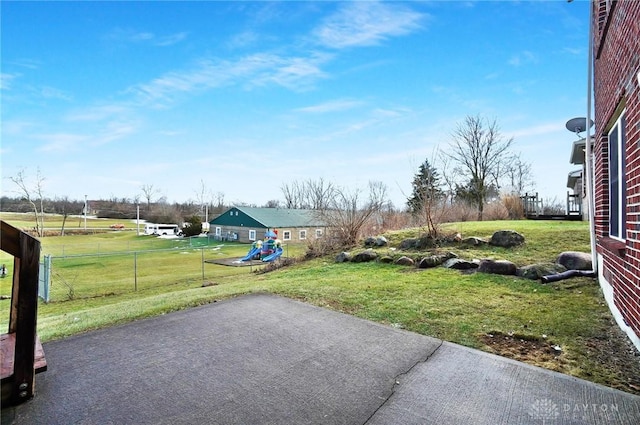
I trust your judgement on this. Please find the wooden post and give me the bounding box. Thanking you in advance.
[1,220,44,405]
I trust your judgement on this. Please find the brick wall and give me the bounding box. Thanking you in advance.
[593,0,640,342]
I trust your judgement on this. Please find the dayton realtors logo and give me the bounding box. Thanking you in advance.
[529,399,560,424]
[529,398,620,423]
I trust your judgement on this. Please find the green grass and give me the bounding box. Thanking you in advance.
[1,216,636,393]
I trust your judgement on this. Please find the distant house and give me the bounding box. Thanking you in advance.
[208,207,327,244]
[591,0,640,351]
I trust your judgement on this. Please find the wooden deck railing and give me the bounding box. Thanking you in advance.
[1,220,47,406]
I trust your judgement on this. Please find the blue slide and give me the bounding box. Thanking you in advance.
[240,246,261,261]
[262,247,283,262]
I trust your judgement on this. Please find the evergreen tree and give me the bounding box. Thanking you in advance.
[406,159,443,214]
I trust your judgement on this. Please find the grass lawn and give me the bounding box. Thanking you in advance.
[1,217,638,395]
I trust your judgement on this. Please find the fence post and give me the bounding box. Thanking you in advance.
[38,255,51,303]
[201,248,205,281]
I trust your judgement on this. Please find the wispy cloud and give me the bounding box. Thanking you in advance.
[508,50,538,67]
[0,73,19,90]
[93,121,138,146]
[506,121,566,139]
[295,99,365,113]
[7,58,40,70]
[36,132,89,152]
[104,28,187,46]
[127,52,331,106]
[156,32,188,46]
[66,104,131,123]
[562,47,582,56]
[39,86,73,101]
[313,1,425,49]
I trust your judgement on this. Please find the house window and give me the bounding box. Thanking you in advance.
[283,231,291,241]
[608,110,626,240]
[299,230,307,240]
[315,229,323,238]
[249,230,256,241]
[215,227,221,236]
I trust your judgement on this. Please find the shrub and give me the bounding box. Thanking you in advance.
[502,194,525,219]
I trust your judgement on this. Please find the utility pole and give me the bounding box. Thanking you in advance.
[84,194,87,230]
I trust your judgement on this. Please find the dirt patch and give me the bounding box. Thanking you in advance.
[481,322,640,396]
[481,331,566,369]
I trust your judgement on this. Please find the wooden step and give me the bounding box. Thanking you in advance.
[0,333,47,382]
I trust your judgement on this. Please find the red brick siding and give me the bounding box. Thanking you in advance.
[593,0,640,339]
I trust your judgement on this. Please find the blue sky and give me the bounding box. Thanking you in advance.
[1,0,590,209]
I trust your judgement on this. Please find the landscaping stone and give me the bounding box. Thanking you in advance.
[375,236,388,247]
[443,258,478,270]
[335,252,352,263]
[490,230,525,248]
[516,263,568,280]
[399,238,418,250]
[399,235,437,250]
[477,259,517,275]
[351,249,378,263]
[379,256,394,264]
[461,237,488,246]
[418,252,457,269]
[557,251,592,271]
[363,237,377,247]
[394,256,415,267]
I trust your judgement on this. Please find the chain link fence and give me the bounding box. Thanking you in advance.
[42,242,271,302]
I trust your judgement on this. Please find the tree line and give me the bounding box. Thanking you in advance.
[4,115,534,242]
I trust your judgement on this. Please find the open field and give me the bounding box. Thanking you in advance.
[1,215,639,394]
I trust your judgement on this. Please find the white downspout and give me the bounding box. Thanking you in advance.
[585,1,597,273]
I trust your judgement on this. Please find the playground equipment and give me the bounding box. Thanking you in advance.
[239,230,284,263]
[262,247,283,262]
[240,240,262,261]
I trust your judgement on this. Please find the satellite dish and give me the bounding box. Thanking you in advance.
[565,117,594,134]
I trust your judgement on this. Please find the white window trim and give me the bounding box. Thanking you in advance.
[299,230,307,240]
[215,227,221,236]
[249,229,256,241]
[608,110,626,241]
[283,231,291,241]
[315,229,323,238]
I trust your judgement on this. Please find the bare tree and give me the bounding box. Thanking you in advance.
[10,168,46,237]
[316,181,389,247]
[263,199,281,208]
[504,154,534,195]
[304,178,336,210]
[140,183,160,212]
[281,181,305,209]
[52,196,74,236]
[444,115,513,220]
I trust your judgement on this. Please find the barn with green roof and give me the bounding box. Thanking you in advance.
[209,207,327,243]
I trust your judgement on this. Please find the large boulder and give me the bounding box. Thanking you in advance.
[443,258,479,270]
[351,249,378,263]
[394,256,415,267]
[478,259,517,275]
[490,230,525,248]
[517,263,568,280]
[375,236,388,247]
[399,238,418,250]
[363,237,377,247]
[418,252,457,269]
[399,235,438,250]
[460,237,488,247]
[379,256,394,264]
[557,251,592,271]
[335,252,352,263]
